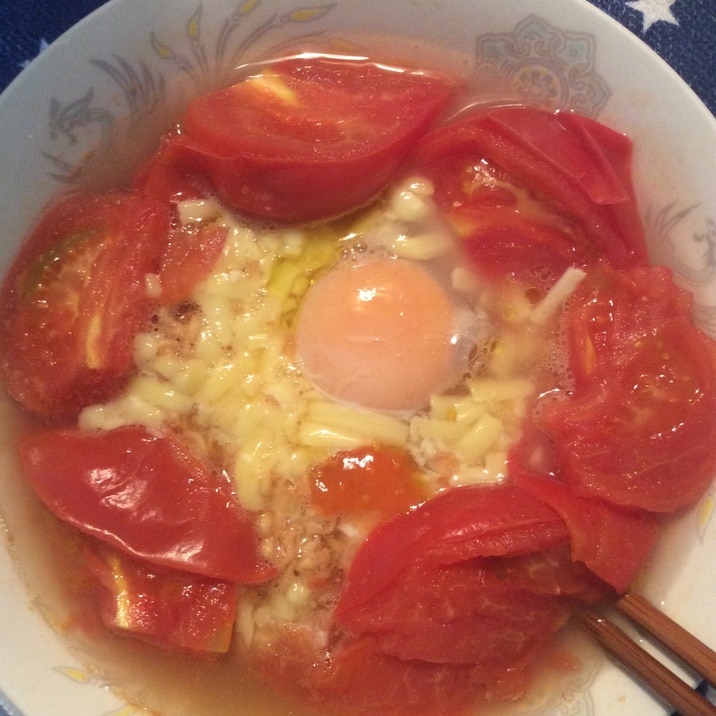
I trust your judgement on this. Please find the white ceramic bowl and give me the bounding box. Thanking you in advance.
[1,1,715,714]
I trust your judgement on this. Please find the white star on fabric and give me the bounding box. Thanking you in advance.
[19,38,50,70]
[625,0,679,32]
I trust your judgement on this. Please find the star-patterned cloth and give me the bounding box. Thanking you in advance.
[627,0,678,31]
[0,1,714,716]
[586,0,715,113]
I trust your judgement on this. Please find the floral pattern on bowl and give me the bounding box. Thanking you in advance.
[474,14,610,115]
[42,2,338,186]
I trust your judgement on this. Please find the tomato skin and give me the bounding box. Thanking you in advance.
[546,265,716,513]
[0,192,171,420]
[19,425,274,584]
[85,542,237,654]
[413,106,648,273]
[154,56,454,223]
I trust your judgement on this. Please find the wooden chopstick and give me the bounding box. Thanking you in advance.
[578,593,716,716]
[616,592,716,689]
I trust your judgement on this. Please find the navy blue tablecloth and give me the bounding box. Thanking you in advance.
[0,1,713,716]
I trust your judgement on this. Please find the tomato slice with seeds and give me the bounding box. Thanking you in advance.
[0,192,171,420]
[138,56,454,223]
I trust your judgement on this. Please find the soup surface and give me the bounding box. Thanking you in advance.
[2,53,716,716]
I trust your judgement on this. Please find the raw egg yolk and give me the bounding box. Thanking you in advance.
[295,257,458,412]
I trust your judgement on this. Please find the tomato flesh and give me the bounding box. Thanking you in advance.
[20,425,274,584]
[461,211,593,286]
[133,141,213,206]
[509,445,662,592]
[340,558,570,666]
[3,54,716,716]
[252,632,481,716]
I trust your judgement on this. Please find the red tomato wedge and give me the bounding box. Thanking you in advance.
[335,484,570,615]
[158,223,228,305]
[0,192,171,420]
[137,56,454,222]
[333,485,606,688]
[85,542,237,654]
[19,425,274,584]
[413,106,649,273]
[545,265,716,513]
